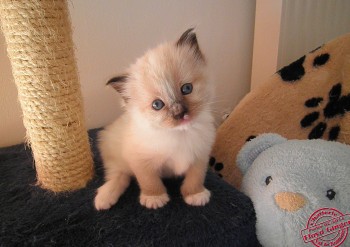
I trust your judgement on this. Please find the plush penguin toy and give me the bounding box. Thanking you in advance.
[237,133,350,247]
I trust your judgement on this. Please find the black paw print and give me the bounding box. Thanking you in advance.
[301,83,350,140]
[246,135,256,142]
[209,157,223,178]
[277,50,329,82]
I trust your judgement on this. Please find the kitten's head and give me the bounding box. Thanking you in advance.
[108,28,212,129]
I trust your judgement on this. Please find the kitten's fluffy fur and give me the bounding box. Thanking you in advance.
[95,29,216,210]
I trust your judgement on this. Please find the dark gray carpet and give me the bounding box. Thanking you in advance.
[0,129,260,247]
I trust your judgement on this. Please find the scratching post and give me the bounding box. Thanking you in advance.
[0,0,93,192]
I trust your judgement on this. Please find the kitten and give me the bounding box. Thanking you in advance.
[94,28,216,210]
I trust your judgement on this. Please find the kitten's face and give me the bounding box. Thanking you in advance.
[108,29,211,129]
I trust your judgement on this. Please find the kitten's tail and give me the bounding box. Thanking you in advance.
[94,172,131,210]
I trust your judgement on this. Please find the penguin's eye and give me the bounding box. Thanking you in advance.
[326,189,336,200]
[265,176,272,186]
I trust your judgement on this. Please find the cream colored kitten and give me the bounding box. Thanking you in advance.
[95,29,216,210]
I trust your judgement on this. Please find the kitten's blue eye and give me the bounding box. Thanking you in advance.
[152,99,164,110]
[181,83,193,95]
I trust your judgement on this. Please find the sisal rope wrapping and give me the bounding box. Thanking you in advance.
[0,0,94,192]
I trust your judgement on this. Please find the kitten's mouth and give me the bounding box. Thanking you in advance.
[169,103,194,128]
[179,114,191,125]
[172,114,192,130]
[171,106,191,125]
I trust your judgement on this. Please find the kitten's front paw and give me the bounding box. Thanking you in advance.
[140,193,170,209]
[184,189,211,206]
[94,187,118,211]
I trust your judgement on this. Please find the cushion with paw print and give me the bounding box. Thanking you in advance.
[210,33,350,188]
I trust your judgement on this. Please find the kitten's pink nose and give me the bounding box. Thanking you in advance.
[171,103,188,120]
[174,109,188,120]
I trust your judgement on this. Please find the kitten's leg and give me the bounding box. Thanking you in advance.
[132,166,169,209]
[94,172,130,210]
[181,161,210,206]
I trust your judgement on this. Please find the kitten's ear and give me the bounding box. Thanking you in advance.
[176,28,204,61]
[106,74,129,101]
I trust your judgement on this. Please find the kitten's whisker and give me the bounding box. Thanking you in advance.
[191,106,225,115]
[196,99,232,107]
[193,101,230,109]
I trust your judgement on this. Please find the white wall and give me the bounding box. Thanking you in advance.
[251,0,282,89]
[278,0,350,68]
[0,33,26,146]
[0,0,256,147]
[251,0,350,89]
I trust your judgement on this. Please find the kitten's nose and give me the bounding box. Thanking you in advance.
[172,103,188,120]
[174,110,187,120]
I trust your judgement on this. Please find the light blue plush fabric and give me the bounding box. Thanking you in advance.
[237,133,350,247]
